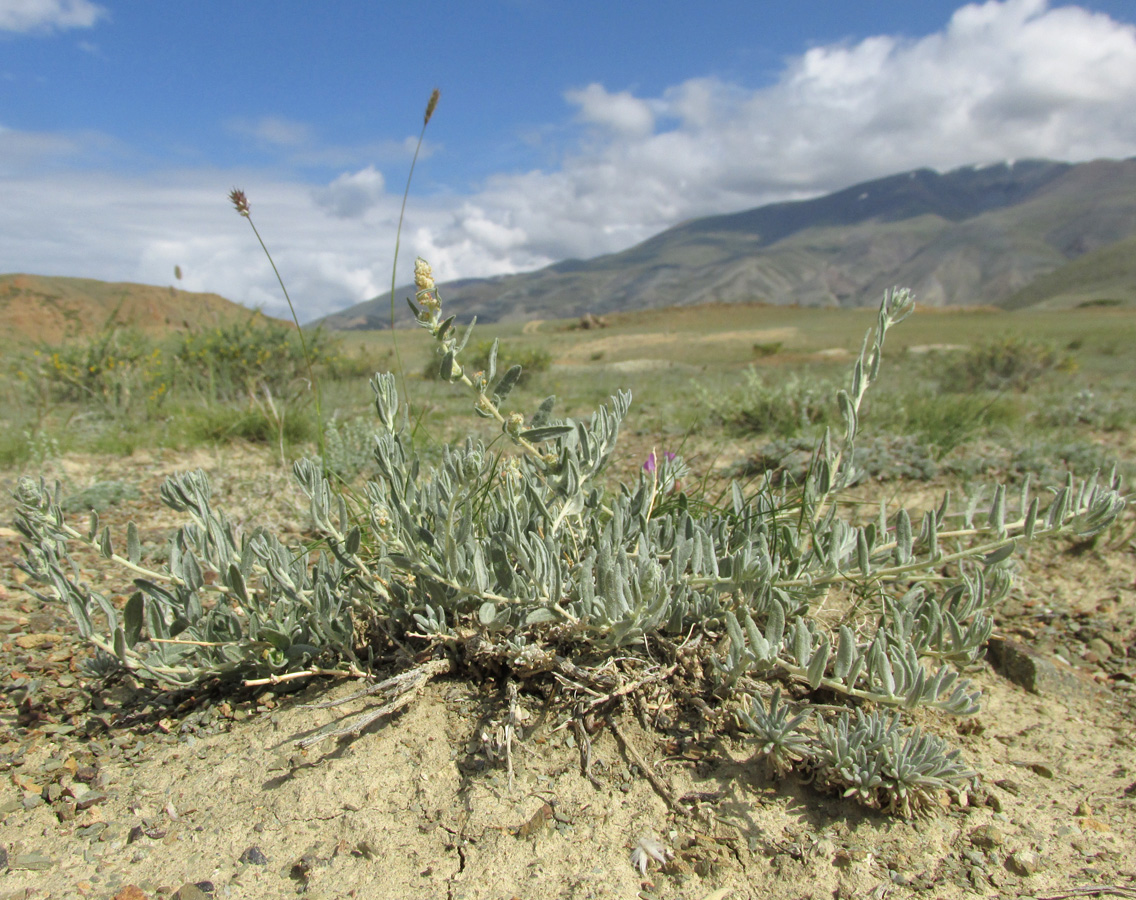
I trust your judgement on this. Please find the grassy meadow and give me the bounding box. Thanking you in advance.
[3,300,1134,490]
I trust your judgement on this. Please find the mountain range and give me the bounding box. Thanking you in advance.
[314,157,1136,330]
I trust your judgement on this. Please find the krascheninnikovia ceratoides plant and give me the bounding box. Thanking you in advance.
[13,257,1126,818]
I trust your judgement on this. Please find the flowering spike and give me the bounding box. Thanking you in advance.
[228,188,250,217]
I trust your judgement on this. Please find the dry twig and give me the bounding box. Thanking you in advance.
[295,657,450,749]
[607,714,693,818]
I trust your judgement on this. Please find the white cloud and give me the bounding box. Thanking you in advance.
[411,0,1136,278]
[0,0,105,32]
[314,166,386,219]
[0,166,433,321]
[4,1,1136,322]
[223,116,432,172]
[565,83,656,138]
[227,116,314,149]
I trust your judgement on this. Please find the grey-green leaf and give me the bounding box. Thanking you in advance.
[126,522,141,566]
[123,592,143,646]
[492,365,522,402]
[519,425,573,443]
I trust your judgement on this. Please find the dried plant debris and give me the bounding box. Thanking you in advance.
[631,834,674,876]
[12,264,1127,820]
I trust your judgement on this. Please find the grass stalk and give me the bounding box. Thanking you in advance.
[228,188,326,460]
[389,88,441,405]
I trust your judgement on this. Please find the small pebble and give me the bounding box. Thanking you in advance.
[75,789,108,810]
[174,884,210,900]
[239,845,268,865]
[962,849,986,867]
[1006,849,1042,876]
[11,851,55,871]
[970,825,1005,849]
[995,779,1022,796]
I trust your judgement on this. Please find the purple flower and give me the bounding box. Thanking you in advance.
[643,450,676,474]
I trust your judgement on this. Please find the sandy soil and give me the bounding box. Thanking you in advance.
[557,329,799,364]
[1,446,1134,900]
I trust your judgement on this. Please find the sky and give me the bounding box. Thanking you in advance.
[3,0,1136,323]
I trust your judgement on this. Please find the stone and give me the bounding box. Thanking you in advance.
[10,851,55,870]
[239,845,268,865]
[1088,638,1115,660]
[987,637,1105,700]
[1006,849,1042,876]
[112,887,149,900]
[969,825,1005,849]
[173,884,210,900]
[75,790,108,810]
[14,633,62,650]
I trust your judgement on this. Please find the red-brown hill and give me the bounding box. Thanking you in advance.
[0,274,282,345]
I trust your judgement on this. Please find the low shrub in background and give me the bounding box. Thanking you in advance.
[699,367,838,438]
[422,338,551,385]
[170,318,340,404]
[866,389,1019,459]
[10,326,165,418]
[940,334,1072,393]
[5,315,344,457]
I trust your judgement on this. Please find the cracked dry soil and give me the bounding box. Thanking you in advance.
[1,446,1135,900]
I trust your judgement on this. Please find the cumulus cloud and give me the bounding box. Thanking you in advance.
[565,83,657,138]
[406,0,1136,281]
[0,165,436,321]
[0,0,106,32]
[4,0,1136,321]
[314,166,386,219]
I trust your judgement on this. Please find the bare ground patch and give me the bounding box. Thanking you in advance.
[557,328,800,364]
[1,448,1134,900]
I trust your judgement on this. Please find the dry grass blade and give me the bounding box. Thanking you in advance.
[607,714,693,819]
[295,657,450,749]
[572,711,602,788]
[1039,886,1136,900]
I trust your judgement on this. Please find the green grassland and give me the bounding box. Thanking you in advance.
[3,302,1134,488]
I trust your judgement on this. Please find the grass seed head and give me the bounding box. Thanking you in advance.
[228,188,250,217]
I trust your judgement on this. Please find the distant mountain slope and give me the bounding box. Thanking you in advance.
[0,274,279,344]
[1001,233,1136,310]
[313,157,1136,329]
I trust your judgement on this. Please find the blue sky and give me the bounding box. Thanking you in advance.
[3,0,1136,321]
